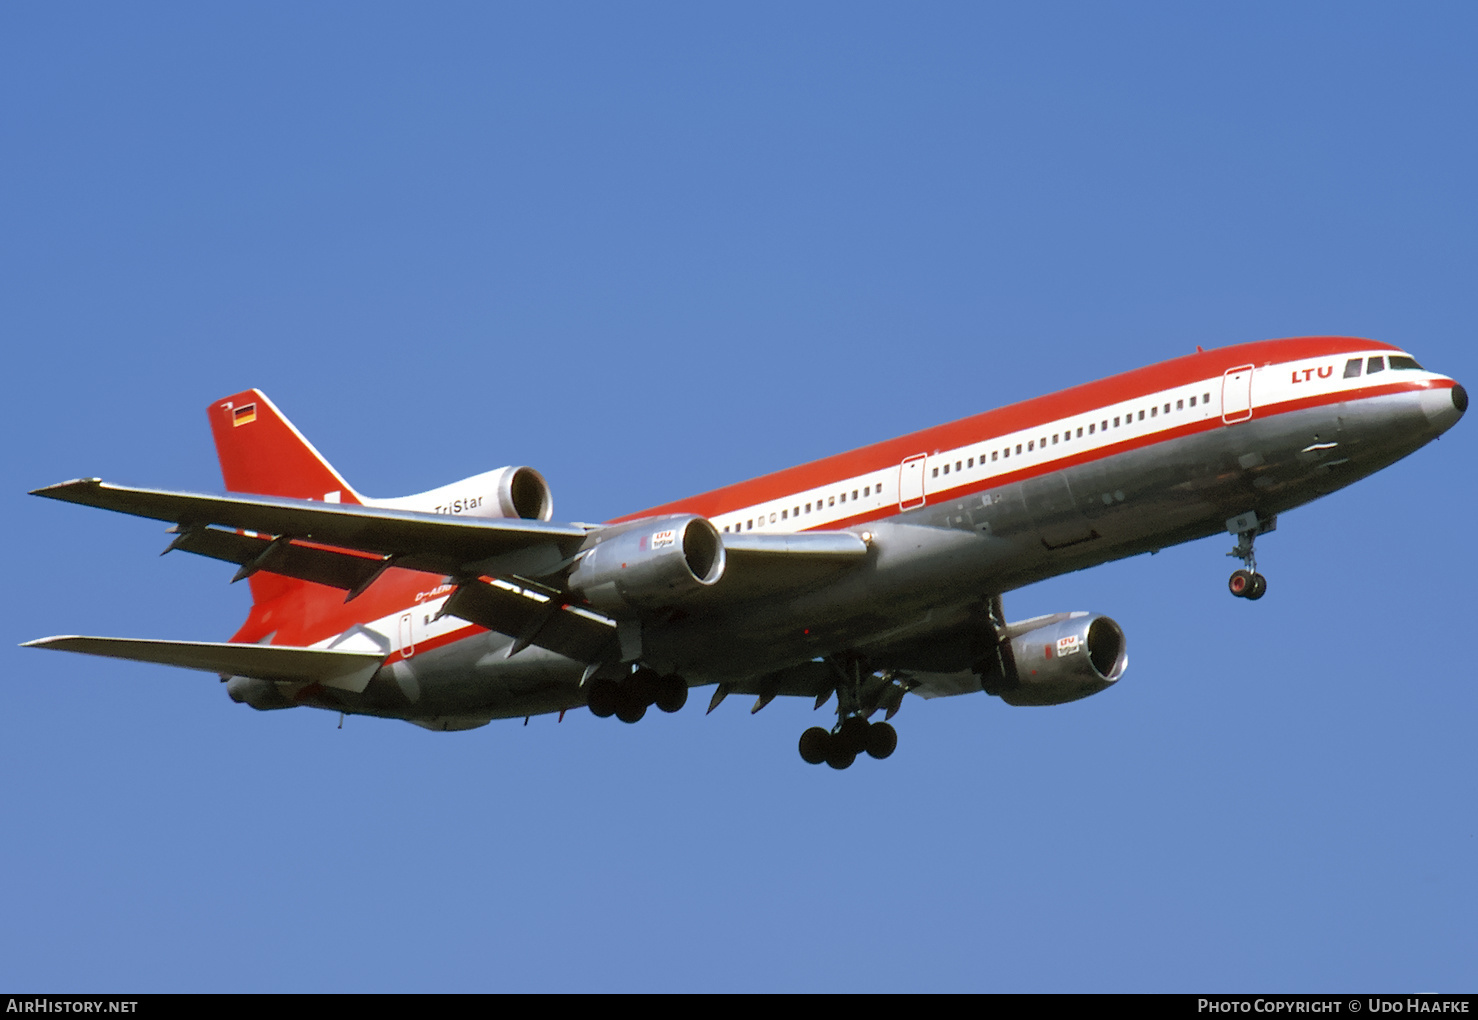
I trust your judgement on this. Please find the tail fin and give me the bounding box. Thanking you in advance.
[209,389,363,504]
[208,390,363,605]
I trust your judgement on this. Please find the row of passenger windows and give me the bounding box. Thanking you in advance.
[930,390,1214,476]
[715,361,1419,535]
[1344,355,1422,378]
[720,482,884,532]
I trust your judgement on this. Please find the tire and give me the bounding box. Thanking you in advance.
[587,677,619,718]
[799,727,830,765]
[1246,573,1267,600]
[825,746,857,770]
[614,695,647,724]
[1228,569,1253,597]
[865,721,898,760]
[653,674,688,714]
[837,716,871,754]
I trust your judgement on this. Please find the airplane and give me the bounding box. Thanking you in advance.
[24,336,1466,769]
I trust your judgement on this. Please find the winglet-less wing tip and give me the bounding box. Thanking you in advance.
[29,478,103,498]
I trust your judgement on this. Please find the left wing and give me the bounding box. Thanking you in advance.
[33,478,591,579]
[23,636,386,692]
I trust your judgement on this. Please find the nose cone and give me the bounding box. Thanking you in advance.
[1423,381,1467,434]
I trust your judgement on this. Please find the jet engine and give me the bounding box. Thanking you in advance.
[567,515,725,613]
[982,612,1127,706]
[365,465,553,521]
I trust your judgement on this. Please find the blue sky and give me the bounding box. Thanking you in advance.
[2,3,1474,992]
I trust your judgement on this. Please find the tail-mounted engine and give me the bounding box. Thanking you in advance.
[365,465,554,521]
[982,612,1127,706]
[567,515,725,614]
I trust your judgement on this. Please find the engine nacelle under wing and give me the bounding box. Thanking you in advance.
[364,465,553,521]
[568,515,725,614]
[984,612,1127,706]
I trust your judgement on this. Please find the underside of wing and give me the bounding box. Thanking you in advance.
[32,479,591,579]
[23,635,386,692]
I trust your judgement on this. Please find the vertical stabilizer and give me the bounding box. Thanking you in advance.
[208,390,363,605]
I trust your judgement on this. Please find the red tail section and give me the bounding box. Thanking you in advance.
[208,390,362,606]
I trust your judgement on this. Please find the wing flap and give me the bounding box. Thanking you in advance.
[441,579,617,664]
[23,636,386,692]
[168,526,388,592]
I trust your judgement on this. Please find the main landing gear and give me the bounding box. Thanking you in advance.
[797,655,903,770]
[1225,511,1275,601]
[798,718,897,770]
[587,666,688,723]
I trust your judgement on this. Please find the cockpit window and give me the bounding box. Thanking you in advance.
[1389,356,1424,371]
[1367,356,1385,374]
[1343,358,1363,379]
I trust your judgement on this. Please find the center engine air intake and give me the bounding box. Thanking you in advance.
[567,515,726,614]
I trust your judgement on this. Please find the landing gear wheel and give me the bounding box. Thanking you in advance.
[865,721,898,760]
[825,745,857,770]
[799,727,830,765]
[836,716,871,754]
[1228,569,1254,598]
[653,674,688,714]
[1245,572,1267,600]
[614,693,647,724]
[587,677,619,718]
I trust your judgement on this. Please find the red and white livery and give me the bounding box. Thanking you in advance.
[26,336,1466,769]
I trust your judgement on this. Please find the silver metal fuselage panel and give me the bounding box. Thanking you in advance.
[304,384,1455,723]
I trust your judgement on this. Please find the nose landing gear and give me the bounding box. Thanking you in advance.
[1226,511,1275,600]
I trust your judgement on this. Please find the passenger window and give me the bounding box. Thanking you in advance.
[863,486,870,497]
[967,457,974,468]
[1003,447,1010,458]
[1089,423,1096,434]
[746,520,753,530]
[956,461,962,471]
[781,509,787,520]
[1164,403,1170,414]
[1015,444,1022,455]
[1177,399,1183,410]
[991,451,998,461]
[840,492,846,502]
[1138,410,1145,421]
[1203,392,1210,403]
[828,497,834,507]
[853,490,859,500]
[1189,395,1197,407]
[1113,417,1120,427]
[1028,441,1035,451]
[805,503,811,513]
[1052,434,1058,444]
[1367,357,1385,374]
[1150,406,1157,417]
[932,467,939,478]
[1077,427,1084,438]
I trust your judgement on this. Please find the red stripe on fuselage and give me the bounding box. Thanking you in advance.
[616,338,1422,527]
[240,337,1438,648]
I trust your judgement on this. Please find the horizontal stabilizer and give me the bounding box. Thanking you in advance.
[23,635,386,692]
